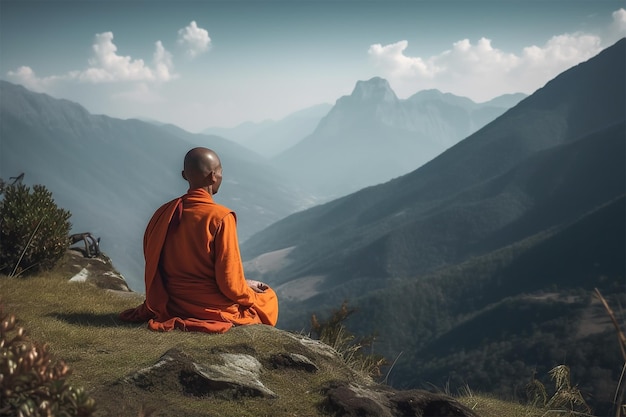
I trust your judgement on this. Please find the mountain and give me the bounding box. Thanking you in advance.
[240,39,626,413]
[272,77,526,200]
[0,81,312,290]
[242,38,625,288]
[201,103,332,158]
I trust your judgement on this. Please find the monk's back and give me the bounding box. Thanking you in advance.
[160,190,235,309]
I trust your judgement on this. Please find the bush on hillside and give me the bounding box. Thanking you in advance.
[0,304,96,416]
[0,180,71,277]
[311,301,387,379]
[526,365,593,417]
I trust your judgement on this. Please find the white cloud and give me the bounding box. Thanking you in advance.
[7,31,176,91]
[6,66,79,92]
[177,21,211,58]
[7,66,50,91]
[368,10,623,101]
[607,8,626,44]
[153,40,175,81]
[79,32,175,83]
[368,41,441,78]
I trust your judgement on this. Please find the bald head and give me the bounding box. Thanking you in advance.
[182,147,223,194]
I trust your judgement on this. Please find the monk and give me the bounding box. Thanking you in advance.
[119,147,278,333]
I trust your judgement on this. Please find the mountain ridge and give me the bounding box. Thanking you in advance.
[0,80,311,290]
[0,69,525,288]
[239,38,626,413]
[201,103,332,158]
[273,77,526,199]
[243,38,625,266]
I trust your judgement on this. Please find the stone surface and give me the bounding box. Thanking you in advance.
[323,382,481,417]
[270,352,319,373]
[115,329,479,416]
[62,248,132,292]
[124,348,277,400]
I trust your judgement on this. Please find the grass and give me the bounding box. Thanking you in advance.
[457,393,544,417]
[0,270,362,416]
[0,266,583,417]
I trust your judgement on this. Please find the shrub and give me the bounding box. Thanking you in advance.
[0,181,71,276]
[526,364,593,417]
[311,300,387,379]
[0,304,96,416]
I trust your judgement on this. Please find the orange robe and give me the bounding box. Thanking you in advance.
[119,188,278,333]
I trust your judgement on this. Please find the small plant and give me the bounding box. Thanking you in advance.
[311,300,387,379]
[526,370,548,408]
[0,304,96,416]
[0,181,71,277]
[526,365,592,417]
[543,365,592,416]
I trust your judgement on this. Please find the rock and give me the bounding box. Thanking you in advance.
[286,331,339,358]
[109,326,479,416]
[124,348,277,400]
[61,248,132,292]
[269,352,318,372]
[324,382,394,417]
[323,382,481,417]
[191,353,277,399]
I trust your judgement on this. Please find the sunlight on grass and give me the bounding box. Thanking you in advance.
[2,269,583,417]
[458,393,544,417]
[0,272,349,416]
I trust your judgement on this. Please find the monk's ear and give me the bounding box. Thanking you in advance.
[181,170,187,181]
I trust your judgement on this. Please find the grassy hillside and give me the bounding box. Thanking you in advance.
[0,261,563,417]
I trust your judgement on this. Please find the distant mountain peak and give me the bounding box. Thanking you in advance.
[350,77,397,103]
[410,89,445,99]
[407,89,478,108]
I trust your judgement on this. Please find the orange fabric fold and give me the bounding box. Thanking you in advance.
[119,188,278,333]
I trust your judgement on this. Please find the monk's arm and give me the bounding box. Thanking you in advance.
[214,213,257,306]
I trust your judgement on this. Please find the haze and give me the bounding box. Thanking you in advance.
[1,1,624,132]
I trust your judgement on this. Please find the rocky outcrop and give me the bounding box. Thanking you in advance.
[58,249,477,416]
[323,383,480,417]
[124,348,278,399]
[61,248,131,293]
[94,324,478,417]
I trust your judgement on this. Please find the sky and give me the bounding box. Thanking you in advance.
[1,0,624,132]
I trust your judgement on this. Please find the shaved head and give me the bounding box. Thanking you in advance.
[182,147,223,194]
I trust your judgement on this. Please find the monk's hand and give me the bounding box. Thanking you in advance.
[246,279,268,293]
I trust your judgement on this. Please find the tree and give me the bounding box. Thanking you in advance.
[0,181,71,276]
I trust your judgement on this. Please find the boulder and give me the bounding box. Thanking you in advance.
[323,382,481,417]
[125,348,277,399]
[61,248,132,292]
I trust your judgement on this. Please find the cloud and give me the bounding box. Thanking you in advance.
[7,31,176,91]
[368,41,442,78]
[6,66,58,91]
[153,41,175,80]
[368,9,623,101]
[79,32,175,83]
[607,8,626,43]
[177,21,211,58]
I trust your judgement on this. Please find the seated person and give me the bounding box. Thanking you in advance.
[120,147,278,333]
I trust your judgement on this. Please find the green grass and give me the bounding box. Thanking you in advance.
[1,268,561,417]
[0,271,361,416]
[457,393,544,417]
